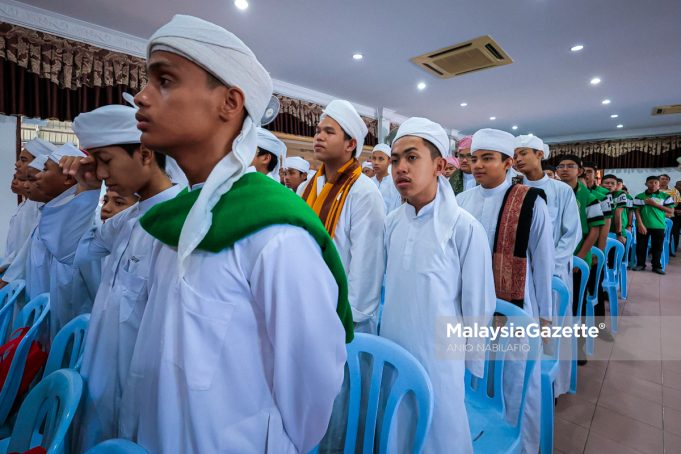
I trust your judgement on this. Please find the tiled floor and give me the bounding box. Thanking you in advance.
[555,254,681,454]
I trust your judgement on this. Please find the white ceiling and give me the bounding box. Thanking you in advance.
[5,0,681,141]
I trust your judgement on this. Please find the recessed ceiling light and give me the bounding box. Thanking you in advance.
[610,114,619,118]
[417,82,427,91]
[352,53,363,60]
[489,116,496,121]
[512,125,518,130]
[590,77,601,85]
[234,0,249,10]
[602,99,611,105]
[617,124,624,128]
[571,44,584,52]
[460,102,468,107]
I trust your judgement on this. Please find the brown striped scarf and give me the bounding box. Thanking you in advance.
[302,158,362,238]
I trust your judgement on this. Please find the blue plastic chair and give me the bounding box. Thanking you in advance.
[662,219,673,271]
[0,294,50,427]
[629,222,638,268]
[570,256,590,394]
[0,280,26,342]
[0,369,83,454]
[540,277,570,454]
[586,247,605,356]
[338,333,433,453]
[43,314,90,378]
[465,300,541,454]
[85,439,149,453]
[603,238,624,333]
[620,230,633,299]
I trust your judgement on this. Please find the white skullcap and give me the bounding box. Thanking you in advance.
[48,143,86,164]
[471,128,515,157]
[515,134,544,152]
[285,156,310,174]
[257,127,287,180]
[372,143,391,156]
[321,100,368,158]
[23,138,57,158]
[542,143,550,159]
[393,117,450,158]
[148,15,274,275]
[28,154,49,171]
[73,104,141,149]
[361,161,373,170]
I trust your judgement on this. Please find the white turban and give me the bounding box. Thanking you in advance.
[361,161,373,170]
[48,143,86,164]
[321,100,368,158]
[28,155,49,171]
[73,104,141,149]
[284,156,310,174]
[515,134,544,152]
[24,138,57,158]
[148,15,273,274]
[256,127,287,180]
[471,128,515,157]
[372,143,391,157]
[392,117,451,158]
[543,143,550,159]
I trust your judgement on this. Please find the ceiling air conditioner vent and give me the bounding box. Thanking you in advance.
[652,104,681,116]
[411,35,513,79]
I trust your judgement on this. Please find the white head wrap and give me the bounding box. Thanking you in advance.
[361,161,373,170]
[73,105,141,149]
[23,138,57,158]
[471,128,516,157]
[284,156,310,174]
[28,154,49,171]
[542,143,550,159]
[256,127,287,180]
[372,143,391,157]
[515,134,544,152]
[320,100,368,158]
[392,117,451,158]
[148,15,273,274]
[48,143,86,164]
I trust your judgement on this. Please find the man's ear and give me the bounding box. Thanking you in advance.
[503,156,514,171]
[435,156,446,174]
[139,145,154,166]
[217,86,246,122]
[344,138,357,157]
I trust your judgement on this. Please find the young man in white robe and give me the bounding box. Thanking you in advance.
[381,117,496,453]
[252,127,287,181]
[514,135,581,397]
[457,128,554,454]
[370,143,402,214]
[118,15,351,453]
[283,156,309,192]
[60,103,183,451]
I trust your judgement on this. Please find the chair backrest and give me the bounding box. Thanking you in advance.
[604,238,625,283]
[345,333,433,454]
[0,296,50,425]
[0,280,26,342]
[44,314,90,378]
[589,247,605,296]
[623,230,633,264]
[464,299,542,431]
[13,293,50,332]
[572,256,590,318]
[8,369,83,454]
[85,439,149,454]
[547,277,570,359]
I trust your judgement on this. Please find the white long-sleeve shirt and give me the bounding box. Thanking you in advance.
[371,173,402,214]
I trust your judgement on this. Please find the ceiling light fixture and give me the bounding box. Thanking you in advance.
[234,0,249,10]
[610,114,619,118]
[512,125,518,130]
[571,44,584,52]
[460,102,468,107]
[617,124,624,128]
[352,53,363,60]
[602,99,611,105]
[417,82,427,90]
[590,77,601,85]
[489,116,496,121]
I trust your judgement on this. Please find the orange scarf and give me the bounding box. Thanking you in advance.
[302,158,362,238]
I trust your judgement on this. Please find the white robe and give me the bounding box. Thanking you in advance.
[2,200,40,267]
[119,224,347,454]
[524,175,581,397]
[371,173,402,215]
[457,180,554,454]
[381,178,496,453]
[75,185,183,452]
[298,173,385,333]
[463,172,477,191]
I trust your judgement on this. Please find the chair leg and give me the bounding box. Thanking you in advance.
[607,286,618,333]
[569,338,578,394]
[541,375,555,454]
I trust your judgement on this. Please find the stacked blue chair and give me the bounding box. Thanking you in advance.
[43,314,90,378]
[662,219,673,271]
[586,248,605,356]
[86,439,149,453]
[0,280,26,342]
[571,256,590,393]
[0,369,83,454]
[620,230,633,299]
[0,294,50,428]
[465,300,542,454]
[629,223,638,268]
[540,277,570,454]
[603,238,624,333]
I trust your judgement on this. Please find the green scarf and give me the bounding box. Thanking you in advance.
[140,172,354,343]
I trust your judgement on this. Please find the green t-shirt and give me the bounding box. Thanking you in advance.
[634,191,675,230]
[574,182,605,266]
[590,185,613,219]
[608,190,628,234]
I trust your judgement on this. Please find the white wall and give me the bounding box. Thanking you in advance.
[0,114,17,257]
[608,167,681,196]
